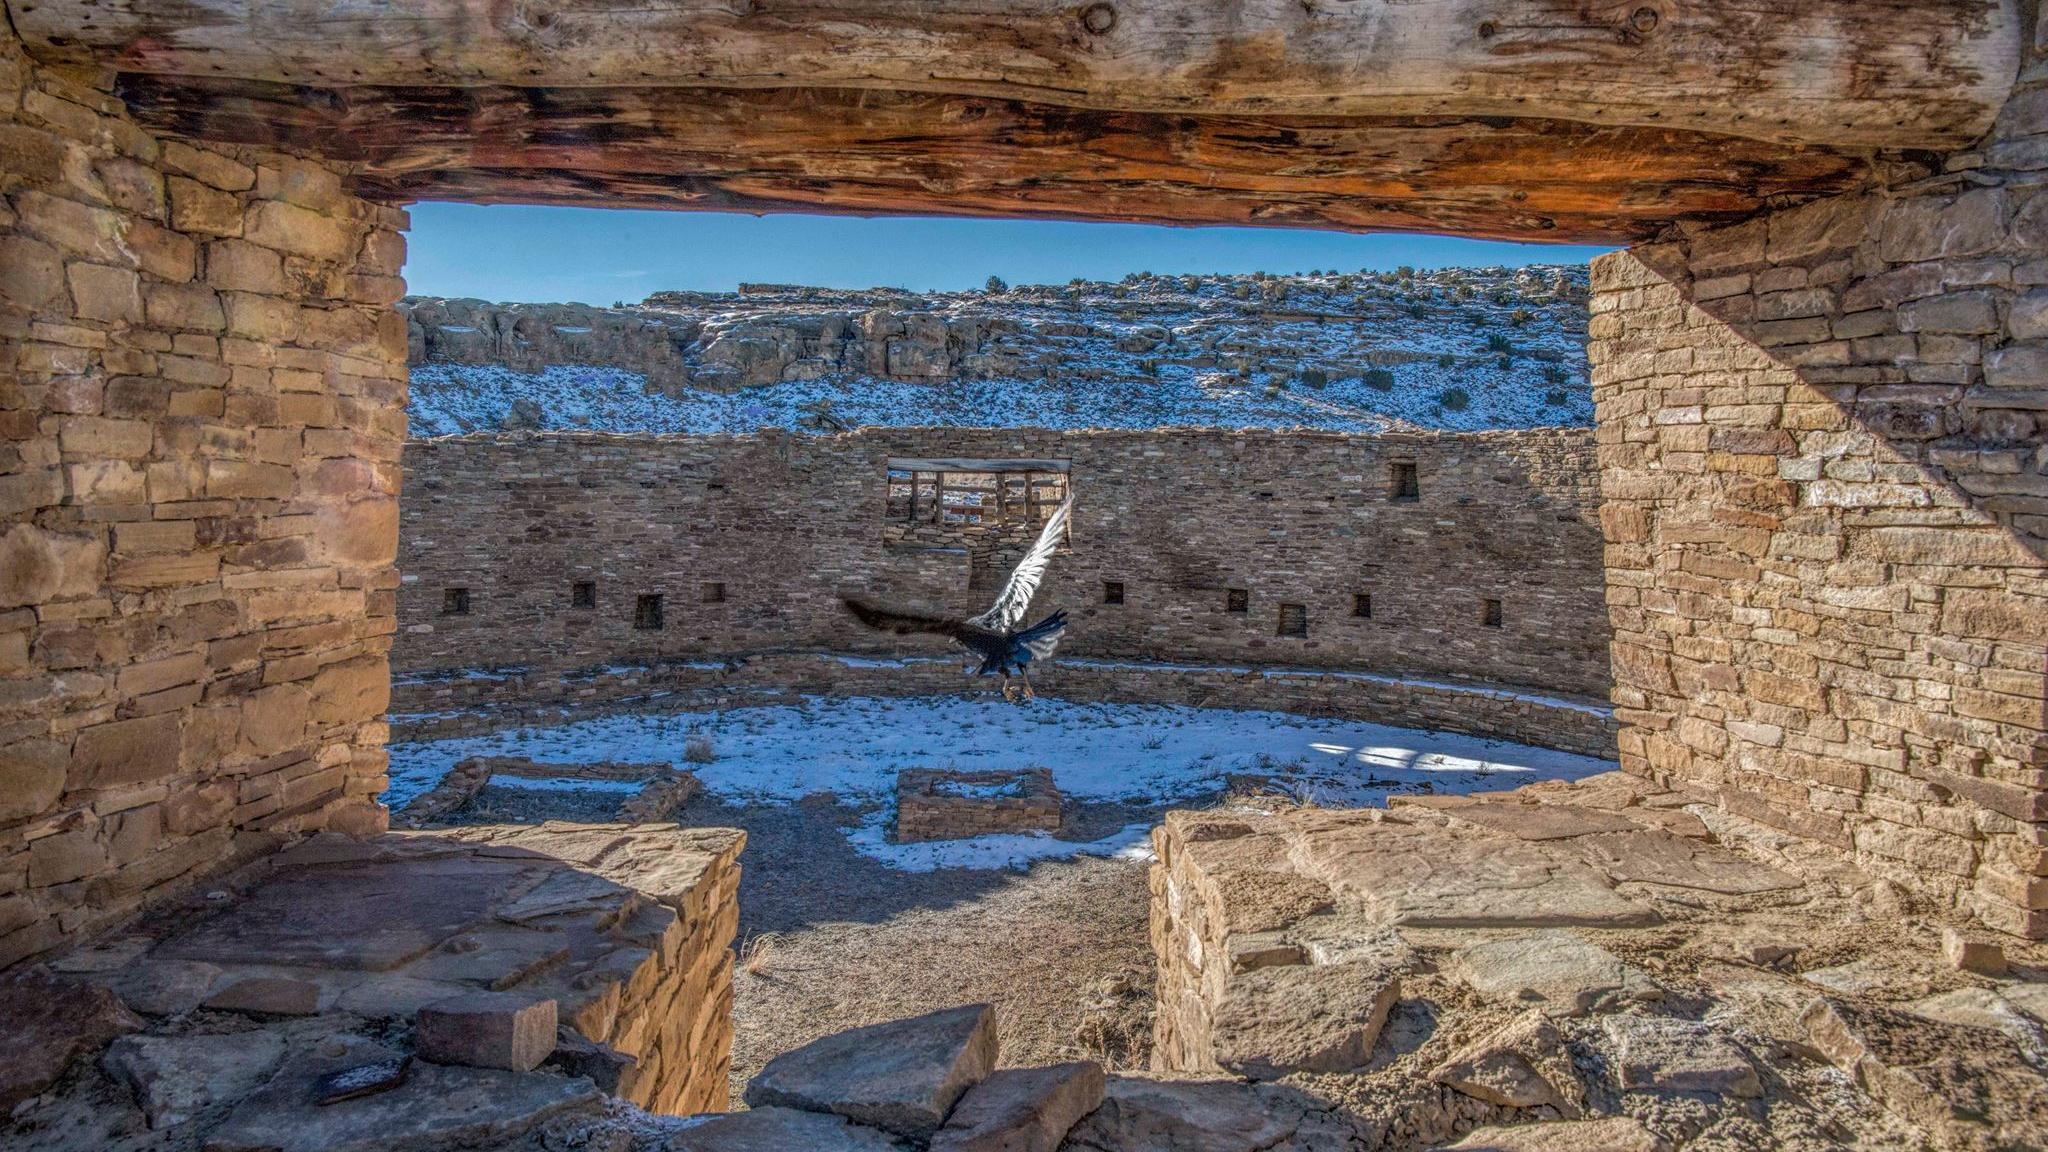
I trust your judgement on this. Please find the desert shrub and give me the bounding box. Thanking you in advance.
[1406,302,1426,319]
[1362,368,1396,391]
[683,735,717,764]
[1299,367,1328,388]
[1541,364,1569,385]
[985,275,1008,293]
[1544,389,1569,406]
[1232,283,1252,299]
[1263,381,1283,398]
[1438,387,1471,411]
[1484,332,1513,354]
[1510,307,1533,325]
[1396,264,1415,279]
[1435,353,1455,369]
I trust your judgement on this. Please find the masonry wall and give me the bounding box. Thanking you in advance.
[393,427,1612,711]
[0,33,407,965]
[1591,33,2048,937]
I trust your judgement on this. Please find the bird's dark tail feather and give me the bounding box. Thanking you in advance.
[1015,608,1067,643]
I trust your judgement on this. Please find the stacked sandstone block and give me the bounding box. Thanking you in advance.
[895,767,1062,842]
[1589,45,2048,937]
[439,822,745,1114]
[0,28,407,965]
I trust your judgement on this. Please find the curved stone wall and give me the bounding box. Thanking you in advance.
[392,426,1613,753]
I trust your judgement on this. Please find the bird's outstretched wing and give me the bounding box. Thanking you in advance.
[969,496,1072,632]
[843,598,973,640]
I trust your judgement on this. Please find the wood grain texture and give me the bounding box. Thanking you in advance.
[20,0,2021,150]
[114,77,1876,243]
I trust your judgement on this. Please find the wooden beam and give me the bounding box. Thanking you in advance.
[112,77,1876,244]
[20,0,2020,150]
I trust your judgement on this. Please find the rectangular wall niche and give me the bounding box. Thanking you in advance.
[884,457,1070,551]
[1226,588,1249,613]
[1390,461,1420,501]
[1353,593,1373,619]
[1277,603,1308,638]
[701,582,726,604]
[442,587,470,616]
[1483,598,1504,628]
[1103,581,1126,605]
[635,594,665,630]
[572,581,597,609]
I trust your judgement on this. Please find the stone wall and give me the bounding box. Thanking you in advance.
[393,427,1613,732]
[1590,30,2048,937]
[0,32,407,966]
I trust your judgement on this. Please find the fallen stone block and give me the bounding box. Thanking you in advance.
[1447,930,1636,1017]
[0,969,142,1110]
[666,1105,906,1151]
[102,1029,289,1129]
[1940,926,2007,976]
[545,1027,640,1097]
[1599,1015,1760,1097]
[617,772,702,824]
[1428,1010,1584,1116]
[1210,961,1399,1079]
[1433,1116,1668,1152]
[744,1003,998,1140]
[931,1060,1105,1152]
[416,992,559,1072]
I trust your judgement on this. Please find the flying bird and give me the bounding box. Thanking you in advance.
[845,496,1073,702]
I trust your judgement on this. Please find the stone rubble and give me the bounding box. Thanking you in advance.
[415,992,560,1073]
[743,1003,1000,1140]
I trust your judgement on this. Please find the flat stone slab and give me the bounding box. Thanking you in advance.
[1441,801,1646,841]
[0,969,141,1109]
[744,1003,998,1140]
[1060,1076,1301,1152]
[158,857,530,972]
[1574,831,1802,895]
[932,1061,1106,1152]
[667,1106,905,1151]
[102,1030,288,1130]
[1210,961,1400,1079]
[1435,1117,1667,1152]
[1447,930,1632,1016]
[1599,1015,1761,1097]
[1285,811,1659,929]
[203,1034,600,1152]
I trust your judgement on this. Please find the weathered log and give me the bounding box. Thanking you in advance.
[114,76,1876,243]
[24,0,2022,151]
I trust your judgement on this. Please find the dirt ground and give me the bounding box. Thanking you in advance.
[704,794,1162,1104]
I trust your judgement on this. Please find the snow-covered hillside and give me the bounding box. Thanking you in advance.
[406,265,1591,437]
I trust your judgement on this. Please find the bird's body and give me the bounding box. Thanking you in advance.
[843,496,1074,701]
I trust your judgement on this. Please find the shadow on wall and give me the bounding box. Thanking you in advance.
[1591,154,2048,935]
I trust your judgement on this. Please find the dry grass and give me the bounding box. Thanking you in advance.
[738,932,779,977]
[682,735,717,764]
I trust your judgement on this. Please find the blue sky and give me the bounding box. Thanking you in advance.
[404,203,1612,303]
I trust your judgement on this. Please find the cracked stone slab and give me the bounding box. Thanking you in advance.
[0,969,142,1110]
[203,1034,600,1152]
[1284,811,1658,928]
[1211,961,1400,1079]
[1573,831,1802,895]
[1440,801,1647,841]
[1447,930,1636,1016]
[1060,1075,1300,1152]
[102,1030,288,1130]
[744,1003,997,1140]
[931,1061,1105,1152]
[1428,1010,1584,1115]
[1599,1015,1761,1097]
[158,857,531,972]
